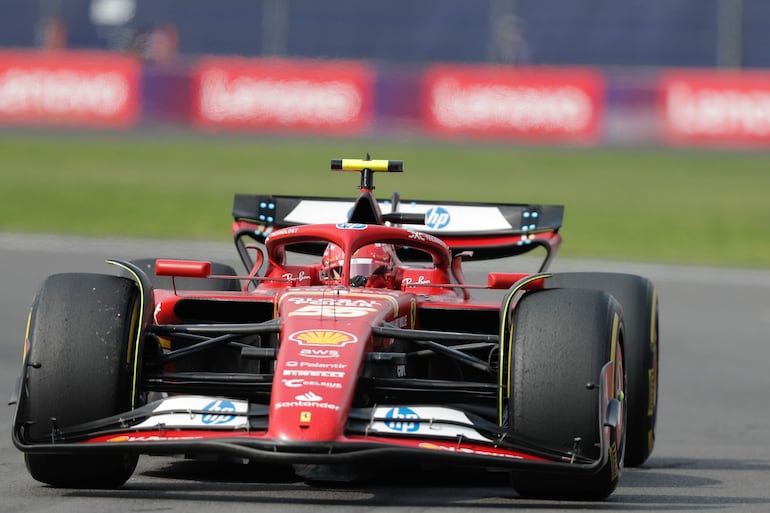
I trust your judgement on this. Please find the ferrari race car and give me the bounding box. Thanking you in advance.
[11,158,659,500]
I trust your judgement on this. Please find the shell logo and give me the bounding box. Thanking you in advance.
[288,330,358,346]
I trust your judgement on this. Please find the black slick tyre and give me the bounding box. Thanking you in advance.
[547,272,659,466]
[508,288,625,500]
[20,273,140,488]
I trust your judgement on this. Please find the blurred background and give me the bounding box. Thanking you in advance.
[6,0,761,66]
[1,0,769,268]
[1,0,768,146]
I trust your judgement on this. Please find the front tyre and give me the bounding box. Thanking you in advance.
[548,272,659,466]
[20,273,140,488]
[508,288,625,500]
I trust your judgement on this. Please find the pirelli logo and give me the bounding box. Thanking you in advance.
[288,330,358,347]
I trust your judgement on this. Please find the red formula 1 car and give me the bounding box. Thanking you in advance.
[12,158,659,500]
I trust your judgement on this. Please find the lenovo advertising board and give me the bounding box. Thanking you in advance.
[662,70,770,146]
[0,51,140,128]
[193,58,374,134]
[421,65,604,143]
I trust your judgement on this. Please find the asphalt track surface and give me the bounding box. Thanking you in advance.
[1,233,769,513]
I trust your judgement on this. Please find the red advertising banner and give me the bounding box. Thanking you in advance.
[0,50,140,128]
[421,65,604,143]
[661,70,770,145]
[193,58,374,134]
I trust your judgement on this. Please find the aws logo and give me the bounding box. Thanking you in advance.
[289,330,358,347]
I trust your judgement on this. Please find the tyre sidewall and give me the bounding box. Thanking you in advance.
[20,273,140,487]
[547,272,658,466]
[507,287,624,499]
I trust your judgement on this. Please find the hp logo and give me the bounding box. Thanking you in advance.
[425,207,451,229]
[384,407,421,433]
[201,400,237,425]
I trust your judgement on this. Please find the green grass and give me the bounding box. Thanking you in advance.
[2,132,769,268]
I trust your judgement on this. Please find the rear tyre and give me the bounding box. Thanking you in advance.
[547,272,659,466]
[21,273,140,488]
[508,288,625,500]
[130,258,241,291]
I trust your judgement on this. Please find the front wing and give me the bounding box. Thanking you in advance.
[13,395,610,475]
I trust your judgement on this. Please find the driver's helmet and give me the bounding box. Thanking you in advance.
[322,243,395,287]
[322,243,346,283]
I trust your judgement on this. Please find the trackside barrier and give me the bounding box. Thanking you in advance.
[3,49,770,147]
[0,50,140,128]
[421,65,605,144]
[660,69,770,146]
[191,57,375,135]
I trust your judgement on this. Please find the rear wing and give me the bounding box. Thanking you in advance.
[232,194,563,265]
